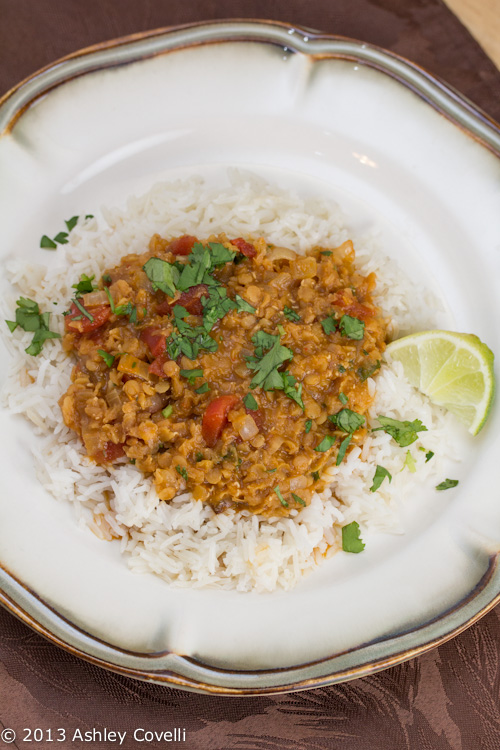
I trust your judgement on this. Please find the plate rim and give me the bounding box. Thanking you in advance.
[1,18,500,695]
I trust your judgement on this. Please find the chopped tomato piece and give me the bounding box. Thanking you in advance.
[230,237,256,258]
[168,235,197,256]
[149,352,170,378]
[65,303,111,334]
[94,441,125,464]
[202,395,240,448]
[140,327,167,358]
[157,284,209,316]
[332,291,376,321]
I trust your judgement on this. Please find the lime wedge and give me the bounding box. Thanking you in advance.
[386,331,495,435]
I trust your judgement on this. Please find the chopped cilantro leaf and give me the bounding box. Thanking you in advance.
[315,435,336,453]
[425,450,434,462]
[339,314,364,340]
[235,294,256,313]
[338,364,346,373]
[180,368,203,385]
[342,521,365,553]
[403,450,416,473]
[102,274,112,285]
[72,274,95,296]
[329,408,365,434]
[142,257,179,297]
[65,216,79,232]
[162,405,173,418]
[374,415,427,447]
[370,465,392,492]
[305,419,312,433]
[321,315,337,335]
[25,329,61,356]
[54,231,69,245]
[266,468,277,473]
[195,382,210,394]
[281,371,304,410]
[336,435,351,465]
[195,451,204,462]
[357,359,381,381]
[339,392,348,405]
[436,478,459,491]
[246,331,293,390]
[284,306,301,322]
[320,251,333,256]
[274,486,288,508]
[8,297,61,355]
[243,393,259,410]
[72,298,94,322]
[97,349,114,367]
[176,465,188,481]
[40,235,57,249]
[292,493,306,506]
[311,471,320,482]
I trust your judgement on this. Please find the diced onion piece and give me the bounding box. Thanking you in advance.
[267,246,298,261]
[117,354,151,381]
[82,290,110,307]
[238,414,259,441]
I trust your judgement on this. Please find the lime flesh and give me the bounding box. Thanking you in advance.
[386,331,495,435]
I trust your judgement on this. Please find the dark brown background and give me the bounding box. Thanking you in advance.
[1,1,500,749]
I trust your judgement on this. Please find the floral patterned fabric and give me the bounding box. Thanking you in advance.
[1,0,500,747]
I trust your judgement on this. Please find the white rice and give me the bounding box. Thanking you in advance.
[1,171,463,592]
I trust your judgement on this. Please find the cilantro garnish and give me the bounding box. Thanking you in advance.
[201,286,236,331]
[339,315,364,340]
[370,465,392,492]
[328,408,365,434]
[6,297,61,356]
[425,450,434,462]
[284,306,301,322]
[305,419,312,433]
[142,258,179,297]
[274,486,288,508]
[311,471,320,482]
[342,521,365,553]
[40,235,57,250]
[291,493,306,506]
[336,435,351,465]
[72,274,96,297]
[195,451,204,462]
[374,416,427,447]
[246,331,293,389]
[338,364,346,373]
[97,349,114,367]
[320,251,333,256]
[40,216,93,250]
[180,368,203,385]
[357,360,381,382]
[235,294,256,314]
[243,393,259,410]
[102,273,112,285]
[403,450,416,473]
[321,315,337,335]
[72,298,93,323]
[162,405,173,418]
[339,392,348,405]
[436,478,459,491]
[195,382,210,394]
[315,435,336,453]
[176,465,188,481]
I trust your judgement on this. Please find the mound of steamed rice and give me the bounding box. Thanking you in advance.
[1,172,463,592]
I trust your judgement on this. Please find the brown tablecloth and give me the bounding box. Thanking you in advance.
[1,1,500,748]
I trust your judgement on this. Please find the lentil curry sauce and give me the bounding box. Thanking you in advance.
[60,234,388,516]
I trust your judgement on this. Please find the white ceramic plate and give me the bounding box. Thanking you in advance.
[1,20,500,694]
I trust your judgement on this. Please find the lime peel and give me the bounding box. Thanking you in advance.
[386,330,495,435]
